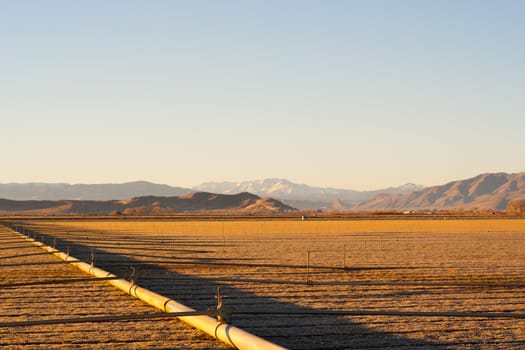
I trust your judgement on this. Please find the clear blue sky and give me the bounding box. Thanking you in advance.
[1,0,524,190]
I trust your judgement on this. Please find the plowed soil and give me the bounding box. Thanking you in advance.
[0,225,229,350]
[6,218,525,349]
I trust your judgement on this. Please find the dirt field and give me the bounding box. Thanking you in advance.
[7,218,525,349]
[0,225,228,350]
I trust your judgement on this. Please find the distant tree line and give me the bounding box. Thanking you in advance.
[110,206,176,215]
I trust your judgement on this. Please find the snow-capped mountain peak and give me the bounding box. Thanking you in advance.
[193,178,422,203]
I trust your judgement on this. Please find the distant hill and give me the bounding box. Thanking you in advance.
[0,192,295,215]
[0,181,192,200]
[194,178,423,209]
[2,174,523,213]
[353,172,525,211]
[0,179,423,210]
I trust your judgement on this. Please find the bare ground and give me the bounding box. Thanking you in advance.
[0,225,229,350]
[6,219,525,349]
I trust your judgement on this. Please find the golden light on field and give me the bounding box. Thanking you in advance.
[16,218,525,348]
[33,218,525,270]
[37,218,525,235]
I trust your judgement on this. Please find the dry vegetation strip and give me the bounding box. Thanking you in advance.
[16,219,525,349]
[0,225,229,350]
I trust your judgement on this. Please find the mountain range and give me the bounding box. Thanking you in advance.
[0,179,422,210]
[0,181,189,201]
[354,172,525,211]
[0,192,293,216]
[0,172,524,213]
[194,179,423,209]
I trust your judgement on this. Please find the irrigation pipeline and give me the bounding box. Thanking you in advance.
[71,274,523,289]
[0,311,216,328]
[196,277,525,288]
[0,276,121,288]
[0,251,59,260]
[0,245,39,251]
[2,224,287,350]
[20,256,520,275]
[2,309,524,329]
[2,255,446,272]
[233,309,525,319]
[0,261,72,267]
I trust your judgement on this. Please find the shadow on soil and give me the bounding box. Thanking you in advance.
[12,223,448,350]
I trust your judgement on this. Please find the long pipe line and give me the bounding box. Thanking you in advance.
[0,276,121,288]
[47,233,523,245]
[15,230,225,243]
[0,261,71,267]
[0,311,216,327]
[53,237,221,244]
[78,246,213,253]
[77,258,525,272]
[20,254,519,274]
[64,258,417,271]
[0,245,37,250]
[32,227,523,244]
[0,252,57,260]
[38,234,223,244]
[4,310,525,328]
[4,225,286,350]
[233,310,525,319]
[0,240,29,244]
[178,277,525,288]
[2,307,524,329]
[88,275,524,289]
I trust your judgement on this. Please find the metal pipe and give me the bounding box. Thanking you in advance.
[0,311,216,328]
[7,226,286,350]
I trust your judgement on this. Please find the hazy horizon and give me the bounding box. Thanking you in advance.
[2,1,523,190]
[2,171,524,193]
[0,177,423,191]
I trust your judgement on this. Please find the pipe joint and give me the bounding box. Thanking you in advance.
[208,287,234,323]
[163,299,172,313]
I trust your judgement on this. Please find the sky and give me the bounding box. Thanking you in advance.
[1,0,524,190]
